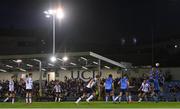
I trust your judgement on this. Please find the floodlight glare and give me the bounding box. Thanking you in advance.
[62,56,68,62]
[44,11,48,14]
[50,56,57,62]
[48,9,56,15]
[175,45,178,48]
[44,8,64,19]
[56,8,64,19]
[45,14,50,18]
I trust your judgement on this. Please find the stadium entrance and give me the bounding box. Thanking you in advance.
[47,72,55,82]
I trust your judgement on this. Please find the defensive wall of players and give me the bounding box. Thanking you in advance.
[0,67,179,81]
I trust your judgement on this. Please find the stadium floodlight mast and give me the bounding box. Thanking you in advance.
[44,8,64,63]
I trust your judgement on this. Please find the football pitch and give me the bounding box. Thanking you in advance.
[0,102,179,108]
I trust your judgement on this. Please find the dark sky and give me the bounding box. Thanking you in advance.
[0,0,180,67]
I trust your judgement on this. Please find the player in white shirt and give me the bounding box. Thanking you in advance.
[75,75,100,104]
[4,76,15,104]
[53,81,62,102]
[25,73,33,104]
[138,78,151,102]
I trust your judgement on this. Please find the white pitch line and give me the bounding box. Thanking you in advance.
[1,108,180,109]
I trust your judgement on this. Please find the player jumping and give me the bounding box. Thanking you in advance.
[75,75,100,104]
[104,74,115,102]
[25,73,33,104]
[152,77,160,102]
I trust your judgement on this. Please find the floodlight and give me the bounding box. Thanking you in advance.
[70,62,76,66]
[80,57,87,61]
[61,67,66,70]
[48,63,54,67]
[93,61,98,65]
[104,66,110,69]
[0,69,7,72]
[6,65,13,68]
[82,66,88,70]
[62,56,68,62]
[56,8,64,19]
[175,45,178,48]
[50,56,57,63]
[26,64,33,67]
[19,68,26,72]
[41,68,46,71]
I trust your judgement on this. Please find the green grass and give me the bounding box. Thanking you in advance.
[0,102,179,108]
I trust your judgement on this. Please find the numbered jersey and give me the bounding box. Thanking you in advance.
[54,85,61,93]
[25,77,33,90]
[86,78,98,88]
[9,80,14,92]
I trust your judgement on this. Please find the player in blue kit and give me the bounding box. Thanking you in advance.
[114,74,129,103]
[153,78,160,102]
[104,74,115,102]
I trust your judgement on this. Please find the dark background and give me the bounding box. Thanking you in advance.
[0,0,180,67]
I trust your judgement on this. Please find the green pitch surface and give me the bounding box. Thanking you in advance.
[0,102,179,108]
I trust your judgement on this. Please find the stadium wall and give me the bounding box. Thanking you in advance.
[0,67,179,81]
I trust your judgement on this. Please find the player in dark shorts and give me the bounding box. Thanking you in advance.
[104,74,115,102]
[152,78,160,102]
[53,81,62,102]
[75,75,100,104]
[114,74,129,102]
[4,76,15,104]
[138,78,151,102]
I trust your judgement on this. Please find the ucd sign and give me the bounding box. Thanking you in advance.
[71,70,102,81]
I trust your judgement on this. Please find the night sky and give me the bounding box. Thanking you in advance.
[0,0,180,67]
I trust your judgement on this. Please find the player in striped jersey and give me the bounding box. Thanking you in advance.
[138,78,151,102]
[4,76,15,104]
[25,73,33,104]
[53,81,62,102]
[75,75,100,104]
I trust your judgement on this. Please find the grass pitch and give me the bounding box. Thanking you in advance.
[0,101,179,108]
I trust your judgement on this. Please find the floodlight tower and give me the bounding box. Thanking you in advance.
[44,8,64,62]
